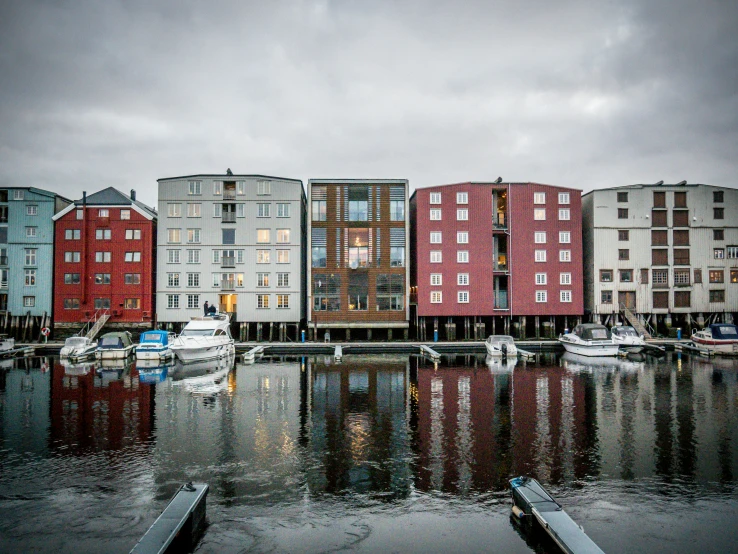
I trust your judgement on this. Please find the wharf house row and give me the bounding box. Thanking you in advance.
[12,178,735,341]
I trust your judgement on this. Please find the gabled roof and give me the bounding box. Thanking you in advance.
[53,186,156,221]
[158,173,303,184]
[1,186,71,203]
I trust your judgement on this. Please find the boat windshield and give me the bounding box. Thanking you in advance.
[715,326,738,339]
[180,329,216,337]
[66,337,88,346]
[142,333,164,342]
[614,328,637,337]
[100,337,122,347]
[590,329,609,339]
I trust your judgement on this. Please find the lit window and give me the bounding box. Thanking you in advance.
[187,203,201,217]
[277,229,290,243]
[430,291,442,303]
[257,294,270,308]
[277,295,289,308]
[187,229,201,243]
[277,250,290,263]
[24,269,36,286]
[257,250,270,263]
[168,203,182,217]
[534,208,546,220]
[257,229,270,243]
[124,298,140,309]
[213,181,222,195]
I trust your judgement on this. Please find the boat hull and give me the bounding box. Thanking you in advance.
[172,341,235,363]
[136,346,173,360]
[560,340,619,357]
[691,336,738,355]
[96,346,136,359]
[485,344,518,357]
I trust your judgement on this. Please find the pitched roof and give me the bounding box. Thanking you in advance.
[73,186,156,218]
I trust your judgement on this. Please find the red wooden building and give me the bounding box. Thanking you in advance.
[53,187,157,331]
[410,182,583,339]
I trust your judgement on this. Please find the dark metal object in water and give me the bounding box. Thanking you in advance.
[510,476,604,554]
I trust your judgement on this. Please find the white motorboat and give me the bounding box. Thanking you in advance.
[485,335,518,358]
[172,354,234,395]
[485,354,517,373]
[691,324,738,356]
[611,326,646,353]
[0,334,15,352]
[558,324,619,357]
[136,330,175,360]
[60,336,98,361]
[170,313,235,363]
[96,331,136,359]
[561,351,644,373]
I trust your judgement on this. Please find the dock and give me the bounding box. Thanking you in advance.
[516,348,536,360]
[130,482,208,554]
[334,345,343,361]
[242,345,268,363]
[675,341,714,357]
[1,345,35,359]
[510,476,604,554]
[418,344,441,361]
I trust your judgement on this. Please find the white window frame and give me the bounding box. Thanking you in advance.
[430,232,442,244]
[560,272,572,285]
[187,294,200,309]
[457,231,468,244]
[98,209,109,217]
[126,229,141,240]
[168,229,181,243]
[535,273,547,285]
[534,232,546,244]
[13,189,24,200]
[534,192,546,204]
[188,181,201,195]
[27,205,38,216]
[560,290,572,303]
[213,181,222,195]
[237,181,246,195]
[430,208,442,220]
[257,229,270,243]
[25,227,36,238]
[168,249,181,264]
[187,228,201,244]
[277,229,290,244]
[536,290,547,303]
[558,208,571,221]
[167,273,180,287]
[456,208,468,221]
[535,250,547,262]
[120,209,131,220]
[257,203,270,217]
[457,250,469,263]
[430,291,442,303]
[277,250,290,263]
[559,231,571,244]
[277,203,290,217]
[257,180,271,195]
[257,250,270,264]
[187,249,200,264]
[457,273,469,286]
[559,249,571,262]
[124,251,141,262]
[277,273,289,287]
[430,274,442,286]
[458,291,469,303]
[187,203,201,218]
[186,272,200,288]
[168,203,182,217]
[456,192,468,204]
[430,251,442,263]
[167,294,179,309]
[559,192,570,204]
[534,208,546,220]
[430,192,441,204]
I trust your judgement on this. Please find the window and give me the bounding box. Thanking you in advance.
[673,230,690,246]
[714,208,725,220]
[457,209,468,220]
[187,294,200,309]
[618,192,628,202]
[25,248,37,265]
[673,249,690,265]
[95,252,111,263]
[457,273,469,286]
[673,210,689,227]
[674,269,690,285]
[430,192,441,204]
[65,229,81,240]
[64,251,81,263]
[376,274,404,311]
[122,298,139,309]
[167,273,179,287]
[187,203,201,217]
[535,291,547,303]
[559,231,571,244]
[257,180,271,195]
[620,269,633,282]
[694,269,702,284]
[186,273,200,287]
[652,210,668,227]
[559,250,571,262]
[731,270,738,283]
[120,209,131,220]
[709,270,724,283]
[534,192,546,204]
[94,273,111,284]
[652,230,668,245]
[222,229,235,245]
[312,199,326,221]
[710,290,725,302]
[23,296,35,307]
[348,272,368,310]
[168,250,181,264]
[641,268,649,284]
[558,208,570,220]
[674,191,687,208]
[348,186,368,221]
[652,249,668,265]
[728,246,738,259]
[277,273,289,287]
[257,273,269,287]
[715,248,725,259]
[96,229,111,240]
[94,298,110,309]
[13,190,24,200]
[257,229,270,243]
[534,208,546,220]
[458,291,469,303]
[457,192,468,204]
[431,291,442,303]
[714,190,724,202]
[653,291,668,309]
[457,231,468,244]
[619,249,629,260]
[601,290,613,304]
[600,270,613,282]
[213,181,222,195]
[64,299,80,309]
[430,232,442,244]
[98,209,109,218]
[24,269,36,286]
[653,269,668,287]
[277,295,289,308]
[124,252,141,262]
[431,274,442,286]
[187,228,201,243]
[25,227,36,238]
[674,291,691,308]
[277,203,290,217]
[653,191,665,208]
[534,232,547,244]
[430,208,442,220]
[559,192,570,204]
[560,273,571,285]
[26,205,38,216]
[257,250,270,263]
[213,204,222,218]
[714,229,724,241]
[188,181,201,195]
[187,250,200,264]
[64,273,80,284]
[390,187,405,220]
[618,208,628,219]
[313,273,341,311]
[535,250,547,262]
[618,230,629,241]
[560,290,572,303]
[237,181,245,195]
[167,295,179,309]
[277,250,289,263]
[535,273,547,285]
[277,229,290,243]
[257,203,270,217]
[126,229,141,240]
[457,251,469,263]
[237,204,246,218]
[430,251,442,263]
[312,228,327,268]
[168,203,182,217]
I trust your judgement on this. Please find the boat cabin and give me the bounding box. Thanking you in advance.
[708,324,738,340]
[611,326,639,339]
[139,330,174,346]
[572,324,611,340]
[98,332,134,350]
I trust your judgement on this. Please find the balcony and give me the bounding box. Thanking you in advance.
[221,279,235,291]
[221,257,235,268]
[222,212,236,223]
[223,190,237,200]
[494,291,508,309]
[494,213,507,229]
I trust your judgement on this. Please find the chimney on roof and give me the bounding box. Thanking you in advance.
[130,189,136,201]
[83,191,86,207]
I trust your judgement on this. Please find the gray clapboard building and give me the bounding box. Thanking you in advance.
[156,172,306,340]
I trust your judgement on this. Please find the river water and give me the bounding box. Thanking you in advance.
[1,351,738,553]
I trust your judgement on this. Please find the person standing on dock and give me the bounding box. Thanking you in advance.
[203,301,209,315]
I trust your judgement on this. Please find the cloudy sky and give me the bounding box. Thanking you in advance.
[1,0,736,207]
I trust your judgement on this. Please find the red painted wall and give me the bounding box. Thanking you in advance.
[54,206,156,324]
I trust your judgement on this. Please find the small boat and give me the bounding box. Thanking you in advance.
[485,335,518,358]
[60,336,98,361]
[561,351,644,374]
[559,324,619,357]
[170,313,235,364]
[610,325,646,353]
[136,330,175,360]
[0,334,15,352]
[137,359,174,384]
[96,331,136,359]
[691,324,738,356]
[485,354,517,373]
[172,354,234,395]
[60,358,97,376]
[510,476,605,554]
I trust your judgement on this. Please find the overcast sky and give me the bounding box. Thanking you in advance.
[1,0,736,207]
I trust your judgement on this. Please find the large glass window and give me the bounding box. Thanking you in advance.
[348,186,368,221]
[312,228,327,268]
[313,274,341,311]
[390,228,405,267]
[348,272,368,310]
[348,228,369,268]
[376,274,404,310]
[390,186,404,221]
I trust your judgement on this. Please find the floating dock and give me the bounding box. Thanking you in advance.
[130,482,208,554]
[510,476,604,554]
[419,344,441,361]
[674,341,714,357]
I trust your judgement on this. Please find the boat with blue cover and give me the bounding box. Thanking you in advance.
[136,330,175,360]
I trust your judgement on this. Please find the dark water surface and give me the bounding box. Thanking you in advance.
[1,351,738,553]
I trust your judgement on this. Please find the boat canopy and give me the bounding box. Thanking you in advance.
[65,336,91,346]
[98,332,133,349]
[612,326,638,337]
[573,324,611,340]
[709,324,738,340]
[140,330,171,345]
[487,335,515,345]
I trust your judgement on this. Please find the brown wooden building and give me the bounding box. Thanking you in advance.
[307,179,409,340]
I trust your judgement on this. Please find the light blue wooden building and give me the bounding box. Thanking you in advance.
[0,188,71,318]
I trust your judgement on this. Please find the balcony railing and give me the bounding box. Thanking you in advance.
[494,213,507,228]
[222,212,236,223]
[223,190,237,200]
[221,279,235,291]
[494,291,509,309]
[221,257,235,268]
